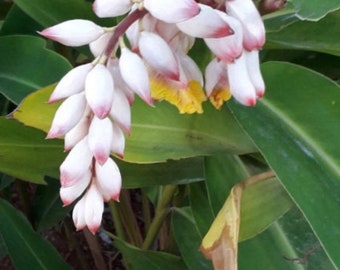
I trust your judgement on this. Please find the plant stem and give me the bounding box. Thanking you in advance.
[142,185,177,250]
[118,190,143,247]
[108,200,126,241]
[63,219,90,270]
[83,228,107,270]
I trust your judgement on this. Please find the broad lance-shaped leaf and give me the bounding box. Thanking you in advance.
[106,232,187,270]
[266,10,340,56]
[228,61,340,268]
[0,35,71,104]
[291,0,340,21]
[12,85,256,163]
[0,117,65,184]
[0,198,71,270]
[14,0,113,27]
[200,172,286,270]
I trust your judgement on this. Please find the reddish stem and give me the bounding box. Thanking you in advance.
[104,8,148,57]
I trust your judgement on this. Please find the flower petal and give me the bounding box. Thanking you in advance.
[204,14,243,63]
[139,31,179,80]
[177,4,233,38]
[47,92,86,139]
[143,0,200,23]
[39,19,104,46]
[244,50,265,97]
[226,0,265,50]
[85,64,114,118]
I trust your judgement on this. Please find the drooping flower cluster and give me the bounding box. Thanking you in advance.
[40,0,267,232]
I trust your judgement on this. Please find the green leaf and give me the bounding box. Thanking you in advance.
[0,117,65,184]
[0,35,71,104]
[196,153,292,242]
[13,86,256,163]
[108,233,187,270]
[172,207,213,270]
[291,0,340,21]
[263,3,300,32]
[118,157,205,188]
[238,207,336,270]
[266,11,340,56]
[32,177,71,232]
[0,198,71,270]
[0,4,42,36]
[228,61,340,268]
[13,0,112,27]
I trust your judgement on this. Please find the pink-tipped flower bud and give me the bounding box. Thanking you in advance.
[109,87,131,135]
[64,107,92,151]
[119,48,152,105]
[139,31,179,80]
[39,19,105,47]
[143,0,200,23]
[226,0,266,50]
[227,52,257,106]
[84,183,104,233]
[47,92,87,139]
[204,13,243,63]
[244,50,265,98]
[49,63,93,103]
[85,64,114,119]
[72,196,86,231]
[93,0,133,18]
[177,4,234,38]
[60,170,91,205]
[111,123,125,158]
[95,158,122,202]
[88,116,113,165]
[60,137,93,187]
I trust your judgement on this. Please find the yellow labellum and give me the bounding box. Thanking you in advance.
[151,79,206,114]
[209,87,232,110]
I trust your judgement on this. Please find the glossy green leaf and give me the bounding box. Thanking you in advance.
[32,177,71,232]
[0,35,71,104]
[189,182,215,237]
[118,157,205,188]
[0,198,71,270]
[291,0,340,21]
[263,3,299,32]
[172,207,213,270]
[266,11,340,56]
[238,207,336,270]
[228,61,340,268]
[13,86,256,163]
[0,117,65,184]
[193,154,292,242]
[13,0,112,27]
[108,233,186,270]
[0,4,42,36]
[239,177,293,241]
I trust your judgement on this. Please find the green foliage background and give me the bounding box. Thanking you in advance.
[0,0,339,269]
